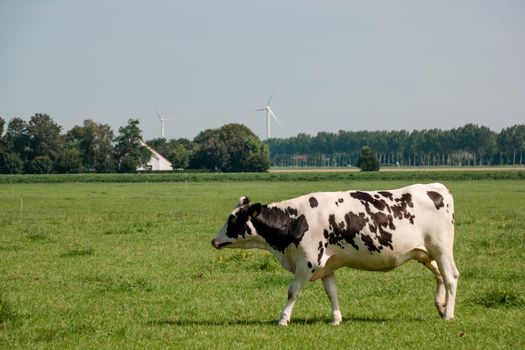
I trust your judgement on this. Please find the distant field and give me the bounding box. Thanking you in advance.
[1,179,524,348]
[270,165,525,172]
[0,169,523,184]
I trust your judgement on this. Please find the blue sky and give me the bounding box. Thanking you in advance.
[1,0,524,140]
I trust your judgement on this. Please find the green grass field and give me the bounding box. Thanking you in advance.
[1,179,524,349]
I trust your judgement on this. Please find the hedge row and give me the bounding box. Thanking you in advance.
[0,169,523,184]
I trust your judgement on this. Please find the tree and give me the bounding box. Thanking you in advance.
[499,125,525,165]
[190,128,227,171]
[113,119,150,173]
[4,117,30,165]
[455,124,496,165]
[168,138,194,169]
[190,124,269,172]
[0,116,24,174]
[54,137,83,173]
[169,144,190,169]
[1,118,29,173]
[219,124,269,172]
[26,114,62,168]
[28,155,53,174]
[0,151,24,174]
[68,119,115,172]
[356,146,380,171]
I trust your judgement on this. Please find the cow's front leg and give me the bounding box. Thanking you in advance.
[322,273,342,325]
[278,272,309,326]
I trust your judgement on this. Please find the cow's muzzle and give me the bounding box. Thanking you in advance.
[212,239,231,249]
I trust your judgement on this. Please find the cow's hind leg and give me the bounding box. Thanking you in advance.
[322,273,342,325]
[424,260,446,317]
[434,253,460,320]
[278,272,309,326]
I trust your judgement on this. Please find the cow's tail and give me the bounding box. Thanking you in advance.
[444,185,455,229]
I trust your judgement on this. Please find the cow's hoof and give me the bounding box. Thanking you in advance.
[331,311,342,325]
[435,302,446,317]
[278,319,289,326]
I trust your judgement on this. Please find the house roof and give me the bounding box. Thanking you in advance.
[139,140,173,166]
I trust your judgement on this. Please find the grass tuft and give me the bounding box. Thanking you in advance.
[80,275,153,293]
[473,290,525,308]
[0,294,16,325]
[256,254,280,272]
[60,247,94,257]
[68,323,95,334]
[27,232,52,242]
[115,278,152,293]
[33,328,64,342]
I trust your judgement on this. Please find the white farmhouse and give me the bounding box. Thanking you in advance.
[137,140,173,171]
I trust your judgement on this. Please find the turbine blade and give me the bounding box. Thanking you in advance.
[252,107,267,111]
[269,108,281,125]
[267,92,274,106]
[155,109,162,120]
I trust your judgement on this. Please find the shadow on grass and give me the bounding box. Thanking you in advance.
[147,315,391,327]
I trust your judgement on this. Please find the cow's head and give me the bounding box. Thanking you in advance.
[212,196,262,249]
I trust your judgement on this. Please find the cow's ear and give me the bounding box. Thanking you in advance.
[239,196,250,206]
[248,203,262,218]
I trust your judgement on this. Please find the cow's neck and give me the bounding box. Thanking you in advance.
[250,206,301,273]
[251,204,307,252]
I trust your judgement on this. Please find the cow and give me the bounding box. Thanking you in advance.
[211,183,459,326]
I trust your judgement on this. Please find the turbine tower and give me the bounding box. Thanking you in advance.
[253,93,280,139]
[155,109,172,139]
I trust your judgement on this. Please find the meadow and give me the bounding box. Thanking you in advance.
[1,176,524,349]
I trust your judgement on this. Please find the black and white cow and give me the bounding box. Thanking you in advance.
[212,183,459,325]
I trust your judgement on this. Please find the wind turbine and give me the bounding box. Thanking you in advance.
[155,109,172,139]
[253,93,280,139]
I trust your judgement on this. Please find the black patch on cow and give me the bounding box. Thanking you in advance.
[349,191,409,252]
[225,212,251,239]
[378,191,393,201]
[427,191,445,209]
[350,191,391,213]
[362,203,394,251]
[326,212,366,250]
[286,207,298,216]
[317,241,324,265]
[391,193,415,224]
[307,261,312,269]
[251,205,309,253]
[361,234,381,253]
[309,197,319,208]
[338,198,344,203]
[396,193,414,208]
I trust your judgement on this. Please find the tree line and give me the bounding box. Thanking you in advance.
[267,124,525,167]
[0,114,269,174]
[2,114,524,174]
